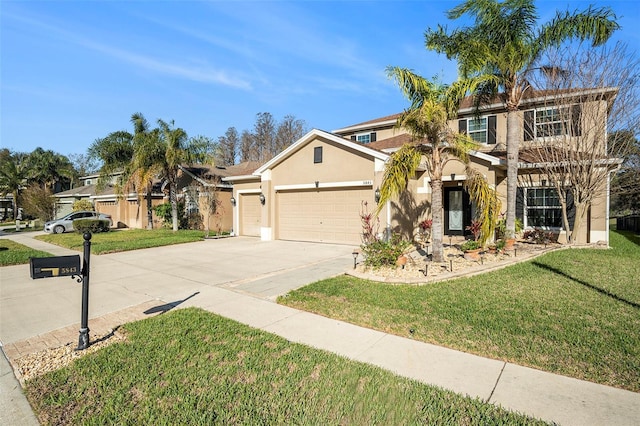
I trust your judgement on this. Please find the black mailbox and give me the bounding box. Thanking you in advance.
[30,255,81,279]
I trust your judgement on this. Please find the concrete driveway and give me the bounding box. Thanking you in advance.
[0,234,355,345]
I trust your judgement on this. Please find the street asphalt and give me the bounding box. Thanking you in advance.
[1,230,639,425]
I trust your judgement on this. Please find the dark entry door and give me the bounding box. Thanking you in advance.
[444,187,472,236]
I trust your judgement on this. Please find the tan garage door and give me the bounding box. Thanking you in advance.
[240,193,261,236]
[277,187,372,245]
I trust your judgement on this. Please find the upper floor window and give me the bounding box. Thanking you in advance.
[524,105,581,141]
[350,132,377,144]
[458,115,496,144]
[314,146,323,163]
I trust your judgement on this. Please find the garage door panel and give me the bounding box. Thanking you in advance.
[240,194,261,237]
[277,187,372,245]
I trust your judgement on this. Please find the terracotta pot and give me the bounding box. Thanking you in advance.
[505,238,516,250]
[463,248,481,261]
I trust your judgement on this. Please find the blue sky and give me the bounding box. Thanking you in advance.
[2,0,639,158]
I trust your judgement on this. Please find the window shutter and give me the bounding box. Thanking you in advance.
[524,110,535,141]
[570,105,582,137]
[458,119,467,134]
[350,135,356,141]
[516,187,525,223]
[370,132,376,142]
[488,115,497,144]
[566,191,575,229]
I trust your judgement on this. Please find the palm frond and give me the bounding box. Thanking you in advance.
[376,145,422,214]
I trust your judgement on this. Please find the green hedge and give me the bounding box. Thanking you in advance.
[73,219,111,233]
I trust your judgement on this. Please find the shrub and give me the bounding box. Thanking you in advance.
[72,200,94,212]
[361,234,411,268]
[522,228,555,244]
[460,240,481,251]
[360,201,380,244]
[154,202,189,229]
[465,219,482,241]
[73,219,110,233]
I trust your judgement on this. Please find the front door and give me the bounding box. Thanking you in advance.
[444,187,472,236]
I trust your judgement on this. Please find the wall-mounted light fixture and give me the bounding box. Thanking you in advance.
[374,188,381,203]
[450,173,456,181]
[259,193,266,205]
[230,196,236,206]
[541,179,547,187]
[315,180,319,188]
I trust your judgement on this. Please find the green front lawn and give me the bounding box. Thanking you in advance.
[0,239,53,266]
[35,229,206,255]
[26,308,546,425]
[279,231,640,392]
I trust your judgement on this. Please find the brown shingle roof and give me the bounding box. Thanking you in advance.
[365,133,413,151]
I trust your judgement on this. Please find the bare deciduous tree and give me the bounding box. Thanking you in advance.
[526,42,639,243]
[217,127,239,166]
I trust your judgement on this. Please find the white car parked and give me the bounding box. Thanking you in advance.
[44,211,113,234]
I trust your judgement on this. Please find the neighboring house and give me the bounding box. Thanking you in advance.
[225,87,618,246]
[53,165,256,231]
[177,162,261,233]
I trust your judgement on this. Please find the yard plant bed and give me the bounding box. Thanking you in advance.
[35,228,206,254]
[279,231,640,392]
[25,308,545,425]
[0,239,52,266]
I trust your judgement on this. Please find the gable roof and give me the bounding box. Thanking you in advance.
[254,129,389,175]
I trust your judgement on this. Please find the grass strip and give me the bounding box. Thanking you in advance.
[279,231,640,392]
[0,239,53,266]
[25,308,546,425]
[35,229,206,254]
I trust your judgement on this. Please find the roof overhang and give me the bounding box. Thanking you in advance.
[517,157,622,170]
[254,129,389,175]
[332,119,398,134]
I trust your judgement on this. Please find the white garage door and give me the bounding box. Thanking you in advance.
[240,193,261,237]
[277,187,373,245]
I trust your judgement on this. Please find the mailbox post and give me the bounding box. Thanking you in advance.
[29,232,93,350]
[77,232,92,350]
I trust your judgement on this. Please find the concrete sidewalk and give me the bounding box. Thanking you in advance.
[2,233,639,425]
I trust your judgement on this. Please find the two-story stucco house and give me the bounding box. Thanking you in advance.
[225,87,618,246]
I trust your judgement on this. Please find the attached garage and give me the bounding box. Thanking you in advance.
[239,193,261,236]
[277,187,373,245]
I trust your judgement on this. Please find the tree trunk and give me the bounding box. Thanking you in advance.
[146,193,153,230]
[505,110,521,238]
[170,183,179,232]
[146,180,154,230]
[431,178,444,262]
[571,202,589,245]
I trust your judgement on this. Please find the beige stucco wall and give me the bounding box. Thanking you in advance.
[95,197,164,229]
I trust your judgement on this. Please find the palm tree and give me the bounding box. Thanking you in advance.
[156,120,191,231]
[129,113,161,229]
[27,148,76,192]
[378,68,479,262]
[0,149,30,219]
[425,0,619,237]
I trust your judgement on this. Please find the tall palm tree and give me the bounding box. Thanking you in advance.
[129,113,161,229]
[27,148,76,192]
[0,149,30,219]
[152,119,189,232]
[425,0,619,237]
[379,68,479,262]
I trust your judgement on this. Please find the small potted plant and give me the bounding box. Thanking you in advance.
[460,239,482,260]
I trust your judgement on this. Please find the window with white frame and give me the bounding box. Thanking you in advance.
[468,117,487,144]
[525,188,562,228]
[524,105,581,141]
[458,115,496,144]
[351,132,377,144]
